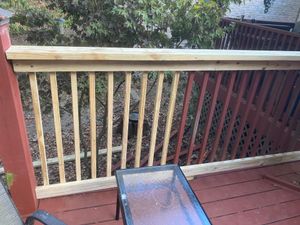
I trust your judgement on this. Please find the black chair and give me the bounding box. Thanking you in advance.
[0,177,66,225]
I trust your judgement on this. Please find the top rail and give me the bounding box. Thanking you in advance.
[6,46,300,72]
[6,46,300,61]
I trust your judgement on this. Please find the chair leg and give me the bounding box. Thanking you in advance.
[115,191,120,220]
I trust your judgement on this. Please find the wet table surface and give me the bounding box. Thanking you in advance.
[115,164,211,225]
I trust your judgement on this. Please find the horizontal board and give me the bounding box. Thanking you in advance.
[36,151,300,199]
[11,60,300,72]
[7,46,300,61]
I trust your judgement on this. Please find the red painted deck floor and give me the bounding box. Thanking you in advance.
[39,161,300,225]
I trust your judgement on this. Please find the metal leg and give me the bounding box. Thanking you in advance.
[115,190,120,220]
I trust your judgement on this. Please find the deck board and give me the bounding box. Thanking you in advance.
[38,161,300,225]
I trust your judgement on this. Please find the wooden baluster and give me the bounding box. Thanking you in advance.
[148,72,164,166]
[221,73,248,160]
[174,72,195,164]
[241,71,273,158]
[186,73,209,165]
[70,72,81,181]
[107,72,114,176]
[251,71,282,156]
[121,72,131,169]
[209,72,236,162]
[161,72,180,165]
[231,72,260,159]
[89,72,97,178]
[198,72,223,163]
[267,32,275,50]
[273,71,297,122]
[135,73,148,168]
[29,73,49,185]
[255,30,264,50]
[49,72,65,183]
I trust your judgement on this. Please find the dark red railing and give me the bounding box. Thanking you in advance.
[173,19,300,165]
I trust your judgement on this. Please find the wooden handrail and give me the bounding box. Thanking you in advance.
[6,46,300,61]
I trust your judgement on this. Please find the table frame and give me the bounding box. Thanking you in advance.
[115,164,211,225]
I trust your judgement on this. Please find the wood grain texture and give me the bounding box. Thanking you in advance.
[11,60,300,72]
[148,72,164,166]
[121,72,131,169]
[161,72,180,165]
[35,151,300,199]
[70,72,81,181]
[106,72,113,177]
[49,72,65,183]
[29,72,49,185]
[89,72,97,179]
[134,73,148,168]
[7,46,300,61]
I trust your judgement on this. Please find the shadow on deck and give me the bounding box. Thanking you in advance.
[38,161,300,225]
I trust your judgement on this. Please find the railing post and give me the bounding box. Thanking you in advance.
[0,12,37,215]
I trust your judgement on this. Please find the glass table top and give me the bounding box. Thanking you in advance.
[115,165,211,225]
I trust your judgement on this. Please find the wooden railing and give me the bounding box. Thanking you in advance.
[218,18,300,50]
[6,46,300,198]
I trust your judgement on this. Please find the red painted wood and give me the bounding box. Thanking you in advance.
[209,72,236,162]
[250,72,283,155]
[203,189,300,218]
[211,198,300,225]
[0,22,37,214]
[198,72,223,163]
[37,161,300,225]
[231,72,260,159]
[221,74,248,160]
[174,72,195,164]
[186,73,209,165]
[241,72,272,157]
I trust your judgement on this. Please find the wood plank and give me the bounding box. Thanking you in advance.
[209,72,236,162]
[187,73,210,165]
[161,72,180,165]
[134,73,148,168]
[89,72,97,179]
[7,46,300,61]
[148,72,164,166]
[211,199,300,225]
[182,151,300,178]
[174,72,195,164]
[196,179,278,204]
[230,72,260,159]
[203,189,300,218]
[198,72,223,163]
[49,72,65,183]
[121,72,131,169]
[36,151,300,199]
[32,146,122,170]
[11,60,300,72]
[107,72,113,177]
[28,72,49,185]
[70,72,81,181]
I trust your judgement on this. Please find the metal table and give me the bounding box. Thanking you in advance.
[115,164,211,225]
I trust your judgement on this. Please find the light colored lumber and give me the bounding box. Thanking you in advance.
[7,46,300,61]
[11,60,300,72]
[107,72,113,176]
[121,72,131,169]
[181,151,300,177]
[49,72,65,183]
[32,146,122,168]
[36,176,116,199]
[29,72,49,185]
[161,72,180,165]
[134,72,148,168]
[36,151,300,199]
[148,72,164,166]
[89,72,97,179]
[70,72,81,181]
